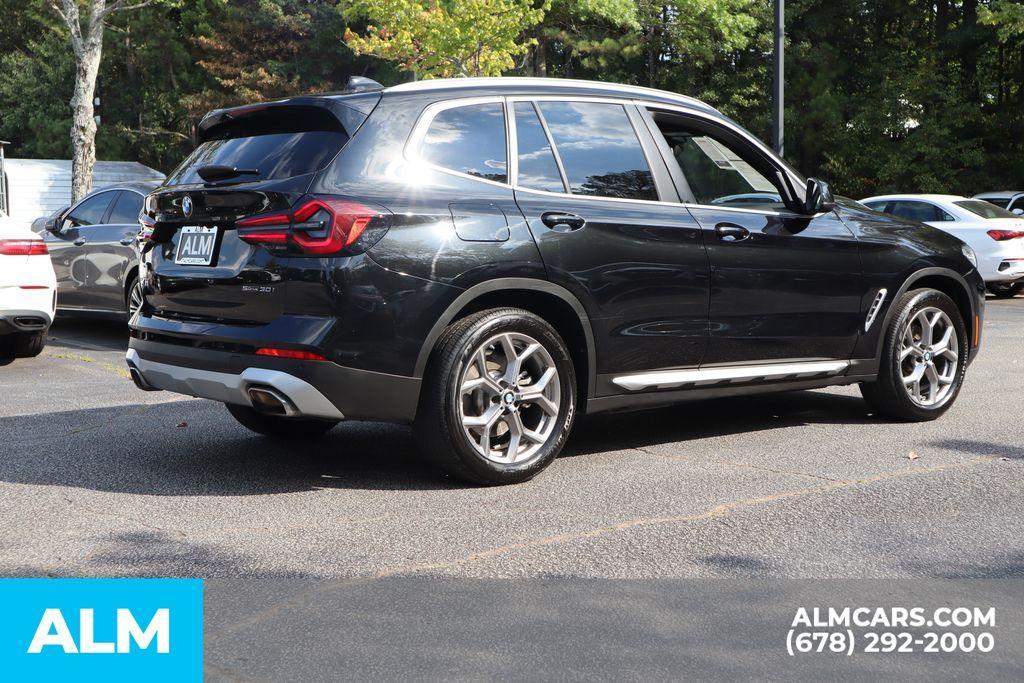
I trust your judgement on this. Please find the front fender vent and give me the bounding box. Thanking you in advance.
[864,288,888,332]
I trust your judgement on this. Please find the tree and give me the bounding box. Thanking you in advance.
[49,0,159,201]
[344,0,547,78]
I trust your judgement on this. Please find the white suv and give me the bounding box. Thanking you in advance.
[0,209,57,360]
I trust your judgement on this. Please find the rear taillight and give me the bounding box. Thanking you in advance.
[237,196,383,255]
[0,239,48,255]
[987,230,1024,241]
[138,214,157,243]
[255,347,327,361]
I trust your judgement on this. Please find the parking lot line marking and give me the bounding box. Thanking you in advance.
[203,455,1002,643]
[376,455,999,577]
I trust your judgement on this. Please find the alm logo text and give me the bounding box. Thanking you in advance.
[28,608,170,654]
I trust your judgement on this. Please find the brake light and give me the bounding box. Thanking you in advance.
[987,230,1024,241]
[236,196,381,255]
[138,214,157,243]
[255,347,327,361]
[0,239,49,255]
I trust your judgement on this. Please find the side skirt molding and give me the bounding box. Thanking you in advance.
[611,360,851,392]
[588,372,874,415]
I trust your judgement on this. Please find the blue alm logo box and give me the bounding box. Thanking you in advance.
[0,578,202,681]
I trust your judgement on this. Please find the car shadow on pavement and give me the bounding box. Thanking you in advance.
[927,438,1024,460]
[563,390,875,458]
[0,389,877,496]
[47,316,130,353]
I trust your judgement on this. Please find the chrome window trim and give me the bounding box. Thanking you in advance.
[402,93,824,218]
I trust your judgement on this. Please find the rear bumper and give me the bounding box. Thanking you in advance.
[126,338,421,423]
[0,309,52,336]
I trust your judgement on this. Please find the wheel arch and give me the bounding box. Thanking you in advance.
[874,267,976,360]
[414,278,597,404]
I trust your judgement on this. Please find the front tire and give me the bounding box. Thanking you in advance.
[860,288,968,421]
[225,403,338,439]
[415,308,577,485]
[988,281,1023,298]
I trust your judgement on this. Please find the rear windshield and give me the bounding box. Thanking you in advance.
[953,200,1018,219]
[165,106,349,186]
[983,198,1010,208]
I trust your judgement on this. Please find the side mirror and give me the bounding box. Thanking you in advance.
[803,178,836,215]
[1012,208,1023,216]
[44,217,60,234]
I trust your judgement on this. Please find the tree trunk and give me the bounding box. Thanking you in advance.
[70,44,102,202]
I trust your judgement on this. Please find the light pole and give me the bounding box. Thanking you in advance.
[773,0,784,156]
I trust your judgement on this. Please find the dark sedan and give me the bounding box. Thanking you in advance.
[39,180,160,318]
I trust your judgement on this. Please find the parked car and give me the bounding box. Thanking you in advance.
[0,208,56,361]
[126,77,985,485]
[861,194,1024,298]
[39,180,159,318]
[973,191,1024,215]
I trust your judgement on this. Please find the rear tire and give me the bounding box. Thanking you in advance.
[987,282,1023,298]
[415,308,577,486]
[0,330,46,359]
[860,288,968,422]
[225,403,338,439]
[126,273,143,318]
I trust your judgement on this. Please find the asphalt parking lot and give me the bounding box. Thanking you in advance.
[1,299,1022,580]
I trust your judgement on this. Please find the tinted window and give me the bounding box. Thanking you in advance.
[863,201,889,212]
[1008,197,1024,212]
[984,198,1011,208]
[68,192,115,226]
[107,191,144,224]
[538,102,657,201]
[419,103,507,183]
[656,127,782,209]
[953,200,1018,219]
[887,201,944,222]
[167,131,349,185]
[514,102,564,193]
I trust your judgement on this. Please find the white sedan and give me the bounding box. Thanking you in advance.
[0,209,57,360]
[861,194,1024,298]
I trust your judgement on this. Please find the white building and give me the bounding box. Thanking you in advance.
[1,158,164,223]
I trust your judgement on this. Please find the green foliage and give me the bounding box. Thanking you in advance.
[981,0,1024,41]
[0,0,1021,197]
[344,0,547,78]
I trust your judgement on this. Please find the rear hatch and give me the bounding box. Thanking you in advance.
[143,98,377,324]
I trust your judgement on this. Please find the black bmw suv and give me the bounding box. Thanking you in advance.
[126,77,985,485]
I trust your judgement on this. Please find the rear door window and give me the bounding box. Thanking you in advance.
[166,107,350,186]
[538,101,658,201]
[107,191,144,225]
[513,102,565,193]
[418,102,508,183]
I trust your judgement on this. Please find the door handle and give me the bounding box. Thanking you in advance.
[541,212,586,231]
[715,223,750,242]
[73,237,87,246]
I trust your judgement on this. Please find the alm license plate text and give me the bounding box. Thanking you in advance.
[175,226,219,266]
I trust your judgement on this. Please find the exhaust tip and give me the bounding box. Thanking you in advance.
[247,386,296,416]
[126,363,159,392]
